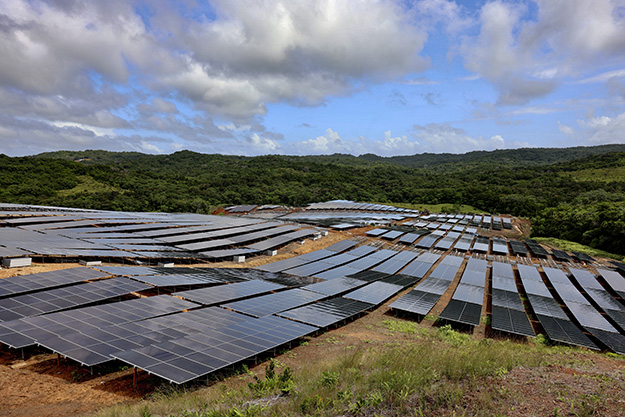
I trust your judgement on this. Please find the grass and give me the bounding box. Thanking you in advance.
[387,202,487,214]
[566,166,625,182]
[533,237,625,261]
[96,322,564,417]
[58,175,120,196]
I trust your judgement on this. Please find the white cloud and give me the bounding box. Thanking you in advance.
[297,128,348,154]
[157,0,429,119]
[576,69,625,84]
[459,0,625,105]
[412,123,506,153]
[559,112,625,144]
[246,133,281,154]
[286,126,509,156]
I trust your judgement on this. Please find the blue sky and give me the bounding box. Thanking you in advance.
[1,0,624,156]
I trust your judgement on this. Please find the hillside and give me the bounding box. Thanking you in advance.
[1,145,625,255]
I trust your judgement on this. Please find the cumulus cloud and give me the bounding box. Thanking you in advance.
[286,126,509,156]
[157,0,429,119]
[412,123,506,153]
[559,112,625,144]
[460,0,625,105]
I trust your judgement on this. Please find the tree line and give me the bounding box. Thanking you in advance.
[1,145,624,255]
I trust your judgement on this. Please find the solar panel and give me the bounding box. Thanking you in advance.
[509,240,529,256]
[389,255,463,318]
[525,240,550,257]
[372,251,420,274]
[472,236,490,253]
[379,274,421,287]
[439,258,486,326]
[256,248,340,273]
[112,313,316,384]
[304,277,368,296]
[365,228,387,237]
[401,252,441,278]
[222,288,325,317]
[165,222,280,247]
[544,267,625,354]
[491,238,509,255]
[0,246,32,257]
[572,251,595,263]
[127,271,245,287]
[569,268,625,332]
[517,264,598,350]
[0,267,110,298]
[0,278,150,322]
[283,246,377,277]
[246,228,318,251]
[343,281,403,305]
[453,234,475,252]
[0,295,197,350]
[173,280,285,306]
[550,250,572,262]
[381,230,404,240]
[490,262,535,337]
[278,297,374,328]
[325,240,359,252]
[596,268,625,300]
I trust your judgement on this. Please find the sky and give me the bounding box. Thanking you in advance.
[1,0,625,157]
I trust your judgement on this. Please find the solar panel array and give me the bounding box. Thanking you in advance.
[416,230,444,249]
[222,288,325,317]
[113,311,317,384]
[0,206,323,264]
[0,295,196,350]
[454,234,476,252]
[509,240,529,256]
[472,236,490,252]
[569,268,625,332]
[174,280,285,306]
[517,264,598,349]
[0,277,150,322]
[525,240,549,257]
[0,267,110,298]
[277,297,374,328]
[389,255,463,318]
[490,262,535,337]
[543,267,625,354]
[596,268,625,300]
[439,258,486,326]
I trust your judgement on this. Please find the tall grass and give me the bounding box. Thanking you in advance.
[96,324,554,417]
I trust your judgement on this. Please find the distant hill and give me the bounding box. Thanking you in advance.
[1,144,623,256]
[35,144,625,171]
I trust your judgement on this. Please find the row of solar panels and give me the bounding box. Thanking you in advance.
[416,213,512,230]
[366,227,587,261]
[0,209,319,261]
[391,258,625,353]
[306,201,420,214]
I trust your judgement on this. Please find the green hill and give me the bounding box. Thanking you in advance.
[1,144,624,255]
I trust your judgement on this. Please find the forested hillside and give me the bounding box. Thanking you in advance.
[2,145,625,255]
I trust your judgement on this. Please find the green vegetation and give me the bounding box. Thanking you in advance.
[533,237,625,261]
[2,144,625,255]
[388,202,486,214]
[57,175,120,196]
[94,322,615,417]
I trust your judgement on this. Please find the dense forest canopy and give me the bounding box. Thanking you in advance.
[1,144,625,255]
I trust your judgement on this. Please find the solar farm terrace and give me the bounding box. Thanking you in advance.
[1,201,625,385]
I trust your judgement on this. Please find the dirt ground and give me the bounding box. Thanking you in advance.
[1,228,624,417]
